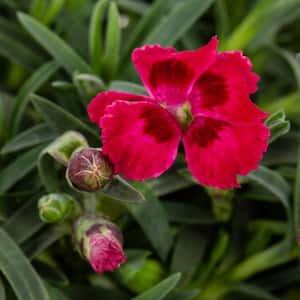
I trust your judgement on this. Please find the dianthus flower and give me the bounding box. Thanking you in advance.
[88,37,269,188]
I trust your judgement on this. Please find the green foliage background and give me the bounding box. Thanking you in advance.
[0,0,299,299]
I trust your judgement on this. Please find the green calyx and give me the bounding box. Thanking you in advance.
[38,193,80,223]
[120,258,166,293]
[46,131,89,166]
[72,214,109,255]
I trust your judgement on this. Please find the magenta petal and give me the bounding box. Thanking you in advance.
[100,100,182,180]
[183,117,270,189]
[87,91,153,124]
[189,51,267,124]
[89,232,126,274]
[132,37,218,107]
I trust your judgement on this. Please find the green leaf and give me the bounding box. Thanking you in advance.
[271,45,300,90]
[31,94,98,139]
[263,133,299,165]
[131,273,181,300]
[171,226,207,285]
[3,197,43,244]
[104,176,146,203]
[2,124,57,155]
[294,137,300,232]
[266,110,290,143]
[23,225,68,259]
[62,285,129,300]
[146,171,195,197]
[89,0,108,74]
[227,166,293,281]
[261,92,300,117]
[46,283,70,300]
[34,261,69,286]
[196,230,229,286]
[222,0,300,50]
[255,264,300,291]
[0,31,43,71]
[43,0,65,25]
[116,0,149,15]
[109,80,147,95]
[0,228,50,300]
[102,2,121,79]
[163,202,215,224]
[121,0,168,64]
[18,13,92,75]
[126,182,173,260]
[0,145,43,193]
[247,166,291,212]
[73,73,105,106]
[8,61,59,137]
[232,283,281,300]
[144,0,215,46]
[0,277,5,300]
[30,0,47,21]
[38,151,61,193]
[214,0,230,40]
[164,290,200,300]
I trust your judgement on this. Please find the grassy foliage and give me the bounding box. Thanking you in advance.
[0,0,300,299]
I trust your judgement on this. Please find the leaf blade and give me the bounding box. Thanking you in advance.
[0,228,50,300]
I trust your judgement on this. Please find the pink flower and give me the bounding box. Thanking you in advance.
[88,231,126,273]
[88,37,270,188]
[73,214,126,274]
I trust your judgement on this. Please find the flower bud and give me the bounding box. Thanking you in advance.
[73,214,126,274]
[120,258,165,293]
[38,193,79,223]
[66,148,113,192]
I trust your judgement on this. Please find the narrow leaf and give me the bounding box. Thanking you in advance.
[31,94,98,139]
[3,198,44,244]
[43,0,65,25]
[171,226,207,285]
[0,228,50,300]
[132,273,181,300]
[2,124,57,155]
[102,2,121,79]
[89,0,108,74]
[18,13,92,75]
[0,31,43,70]
[0,277,5,300]
[0,146,43,193]
[104,176,145,203]
[294,137,300,232]
[109,80,147,95]
[121,0,168,64]
[145,0,215,46]
[126,182,173,260]
[163,202,215,224]
[8,61,59,137]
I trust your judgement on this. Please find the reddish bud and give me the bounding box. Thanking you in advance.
[73,214,126,274]
[66,148,113,192]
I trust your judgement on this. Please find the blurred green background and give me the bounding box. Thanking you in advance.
[0,0,300,300]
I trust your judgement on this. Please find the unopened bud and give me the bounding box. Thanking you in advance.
[120,258,165,293]
[38,193,79,223]
[73,214,126,274]
[66,148,114,192]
